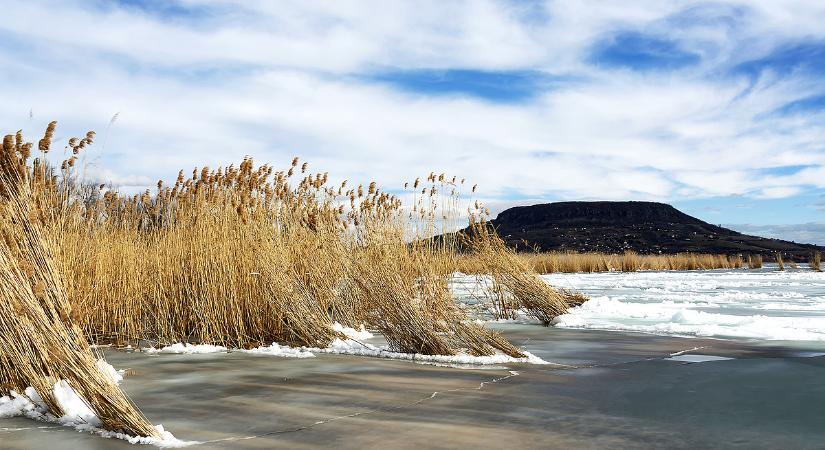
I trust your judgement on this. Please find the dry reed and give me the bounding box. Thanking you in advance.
[459,221,587,325]
[463,251,750,274]
[749,254,763,269]
[0,131,158,438]
[5,123,579,361]
[811,251,822,272]
[776,252,785,271]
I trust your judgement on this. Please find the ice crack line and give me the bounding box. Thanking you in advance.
[539,345,710,371]
[195,370,521,446]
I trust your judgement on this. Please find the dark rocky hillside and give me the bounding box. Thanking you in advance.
[481,201,823,260]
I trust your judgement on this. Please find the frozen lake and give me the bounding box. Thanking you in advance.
[4,268,825,449]
[4,326,825,449]
[545,266,825,344]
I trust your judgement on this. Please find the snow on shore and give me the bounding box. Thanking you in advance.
[308,338,549,365]
[139,322,547,365]
[142,343,230,355]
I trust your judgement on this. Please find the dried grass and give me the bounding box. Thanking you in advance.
[459,223,587,325]
[7,123,574,354]
[2,122,593,435]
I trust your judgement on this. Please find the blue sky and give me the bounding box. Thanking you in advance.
[1,0,825,243]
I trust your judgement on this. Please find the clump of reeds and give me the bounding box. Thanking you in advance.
[460,220,586,326]
[811,251,822,272]
[620,250,641,272]
[776,252,785,271]
[515,251,612,273]
[749,254,763,269]
[0,129,158,438]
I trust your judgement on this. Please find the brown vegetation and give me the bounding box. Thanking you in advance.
[776,252,785,271]
[1,123,587,435]
[748,254,763,269]
[459,224,586,325]
[459,251,749,274]
[812,251,822,272]
[0,126,159,438]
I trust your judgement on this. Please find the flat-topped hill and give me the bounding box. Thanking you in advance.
[483,201,823,259]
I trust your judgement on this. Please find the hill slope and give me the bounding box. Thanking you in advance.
[483,201,823,259]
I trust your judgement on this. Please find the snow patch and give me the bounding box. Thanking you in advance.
[545,270,825,342]
[238,342,315,358]
[97,359,125,384]
[332,322,374,340]
[142,342,315,358]
[306,338,549,365]
[136,321,546,366]
[0,364,193,447]
[142,343,229,354]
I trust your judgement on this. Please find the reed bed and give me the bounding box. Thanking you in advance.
[465,251,751,274]
[748,254,763,269]
[5,123,579,356]
[0,130,158,438]
[1,122,591,436]
[812,251,822,272]
[776,252,785,271]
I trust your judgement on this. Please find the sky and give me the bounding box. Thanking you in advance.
[1,0,824,243]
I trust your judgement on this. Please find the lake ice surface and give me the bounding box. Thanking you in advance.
[543,267,825,342]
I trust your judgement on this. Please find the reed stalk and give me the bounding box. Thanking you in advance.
[776,252,785,271]
[811,251,822,272]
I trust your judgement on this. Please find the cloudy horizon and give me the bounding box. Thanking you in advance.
[1,0,824,243]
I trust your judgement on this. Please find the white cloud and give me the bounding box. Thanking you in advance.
[727,222,825,246]
[0,0,823,213]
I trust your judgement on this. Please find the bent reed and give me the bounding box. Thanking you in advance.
[0,127,159,438]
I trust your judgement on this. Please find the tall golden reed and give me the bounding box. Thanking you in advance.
[0,128,159,438]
